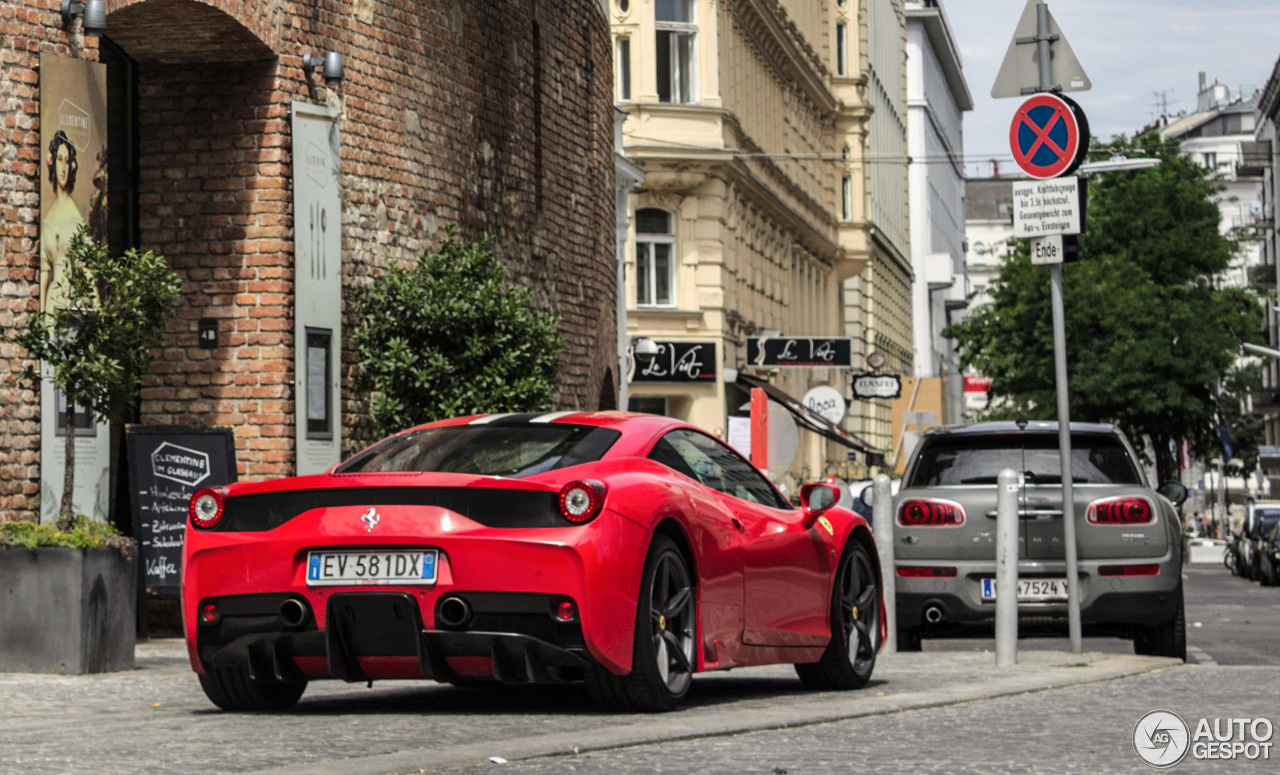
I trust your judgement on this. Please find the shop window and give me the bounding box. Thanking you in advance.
[635,208,676,307]
[656,0,696,103]
[628,396,668,415]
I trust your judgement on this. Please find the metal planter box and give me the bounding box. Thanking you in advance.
[0,546,136,674]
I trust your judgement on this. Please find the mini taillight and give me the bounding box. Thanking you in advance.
[557,480,605,524]
[1099,564,1159,577]
[897,566,959,578]
[898,499,965,526]
[1087,497,1153,524]
[189,487,226,529]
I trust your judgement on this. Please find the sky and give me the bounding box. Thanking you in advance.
[944,0,1280,178]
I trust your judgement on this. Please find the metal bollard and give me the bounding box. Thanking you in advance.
[872,473,896,653]
[995,468,1019,666]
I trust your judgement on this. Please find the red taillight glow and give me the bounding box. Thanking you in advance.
[556,601,577,621]
[1099,564,1160,577]
[1087,497,1153,524]
[200,603,220,624]
[898,499,965,526]
[557,480,605,524]
[188,487,226,529]
[897,566,958,578]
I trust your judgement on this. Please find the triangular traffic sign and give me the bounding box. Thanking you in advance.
[991,0,1091,99]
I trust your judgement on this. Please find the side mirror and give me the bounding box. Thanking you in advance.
[1156,481,1188,507]
[800,483,838,519]
[859,484,874,509]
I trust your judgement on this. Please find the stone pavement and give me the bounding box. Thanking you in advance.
[0,639,1176,775]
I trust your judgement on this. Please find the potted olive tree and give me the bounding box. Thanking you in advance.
[1,227,180,674]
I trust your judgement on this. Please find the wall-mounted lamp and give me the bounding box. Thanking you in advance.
[302,52,344,87]
[61,0,106,37]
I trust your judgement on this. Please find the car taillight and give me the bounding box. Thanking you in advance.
[897,566,958,578]
[557,480,605,524]
[1098,564,1160,577]
[898,499,965,526]
[1087,497,1153,524]
[189,487,226,529]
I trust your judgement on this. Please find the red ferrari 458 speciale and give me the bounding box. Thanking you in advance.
[183,411,884,712]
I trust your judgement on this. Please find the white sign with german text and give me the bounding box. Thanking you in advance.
[1013,176,1081,237]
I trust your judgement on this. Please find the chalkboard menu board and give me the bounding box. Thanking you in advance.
[126,426,237,595]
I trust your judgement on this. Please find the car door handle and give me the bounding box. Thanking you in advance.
[732,518,744,533]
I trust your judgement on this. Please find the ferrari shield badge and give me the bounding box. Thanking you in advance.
[817,516,834,537]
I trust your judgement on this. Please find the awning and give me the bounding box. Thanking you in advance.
[735,372,883,462]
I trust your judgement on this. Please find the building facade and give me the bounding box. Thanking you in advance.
[0,0,618,523]
[903,0,970,432]
[610,0,902,489]
[1253,58,1280,494]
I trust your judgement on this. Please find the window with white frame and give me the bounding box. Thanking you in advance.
[656,0,696,104]
[635,207,676,307]
[616,37,631,101]
[836,22,848,77]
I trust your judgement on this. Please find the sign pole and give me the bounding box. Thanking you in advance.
[1034,1,1083,653]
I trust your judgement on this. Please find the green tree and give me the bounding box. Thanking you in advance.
[1220,363,1265,477]
[946,134,1262,480]
[349,228,563,437]
[9,227,181,527]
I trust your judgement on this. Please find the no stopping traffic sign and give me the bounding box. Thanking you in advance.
[1009,93,1090,179]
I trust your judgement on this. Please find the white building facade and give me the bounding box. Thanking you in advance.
[905,0,971,424]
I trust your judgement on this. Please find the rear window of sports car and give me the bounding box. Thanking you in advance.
[908,433,1141,487]
[335,425,621,477]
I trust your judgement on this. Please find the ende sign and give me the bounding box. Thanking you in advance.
[1012,176,1084,237]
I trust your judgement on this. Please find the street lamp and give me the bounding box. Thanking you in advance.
[1076,156,1162,174]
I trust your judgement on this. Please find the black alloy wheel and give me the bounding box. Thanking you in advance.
[796,541,879,690]
[584,534,695,712]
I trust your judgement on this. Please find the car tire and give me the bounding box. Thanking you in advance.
[897,627,923,652]
[197,665,307,712]
[584,534,695,713]
[1133,585,1186,662]
[1262,558,1276,587]
[796,541,879,690]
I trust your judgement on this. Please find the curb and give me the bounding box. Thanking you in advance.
[241,654,1178,775]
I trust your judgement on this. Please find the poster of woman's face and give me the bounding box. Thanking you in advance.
[39,54,107,313]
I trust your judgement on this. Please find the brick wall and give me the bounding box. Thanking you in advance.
[0,0,617,519]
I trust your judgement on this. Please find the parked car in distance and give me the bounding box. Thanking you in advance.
[183,412,884,712]
[1235,502,1280,580]
[1258,519,1280,587]
[1246,504,1280,585]
[891,421,1188,660]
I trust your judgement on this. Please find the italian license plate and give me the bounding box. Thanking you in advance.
[980,578,1067,602]
[306,550,438,586]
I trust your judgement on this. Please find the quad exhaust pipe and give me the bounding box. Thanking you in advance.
[438,596,473,629]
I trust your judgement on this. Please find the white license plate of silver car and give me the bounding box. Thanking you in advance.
[980,578,1067,602]
[306,550,438,586]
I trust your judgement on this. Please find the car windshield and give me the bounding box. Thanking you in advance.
[908,433,1141,487]
[335,425,621,478]
[1257,513,1280,536]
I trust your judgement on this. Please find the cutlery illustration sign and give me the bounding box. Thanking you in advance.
[629,341,717,382]
[746,337,853,368]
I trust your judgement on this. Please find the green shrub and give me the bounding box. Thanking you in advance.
[350,227,563,437]
[0,517,133,552]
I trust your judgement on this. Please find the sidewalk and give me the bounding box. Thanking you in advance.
[0,640,1176,775]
